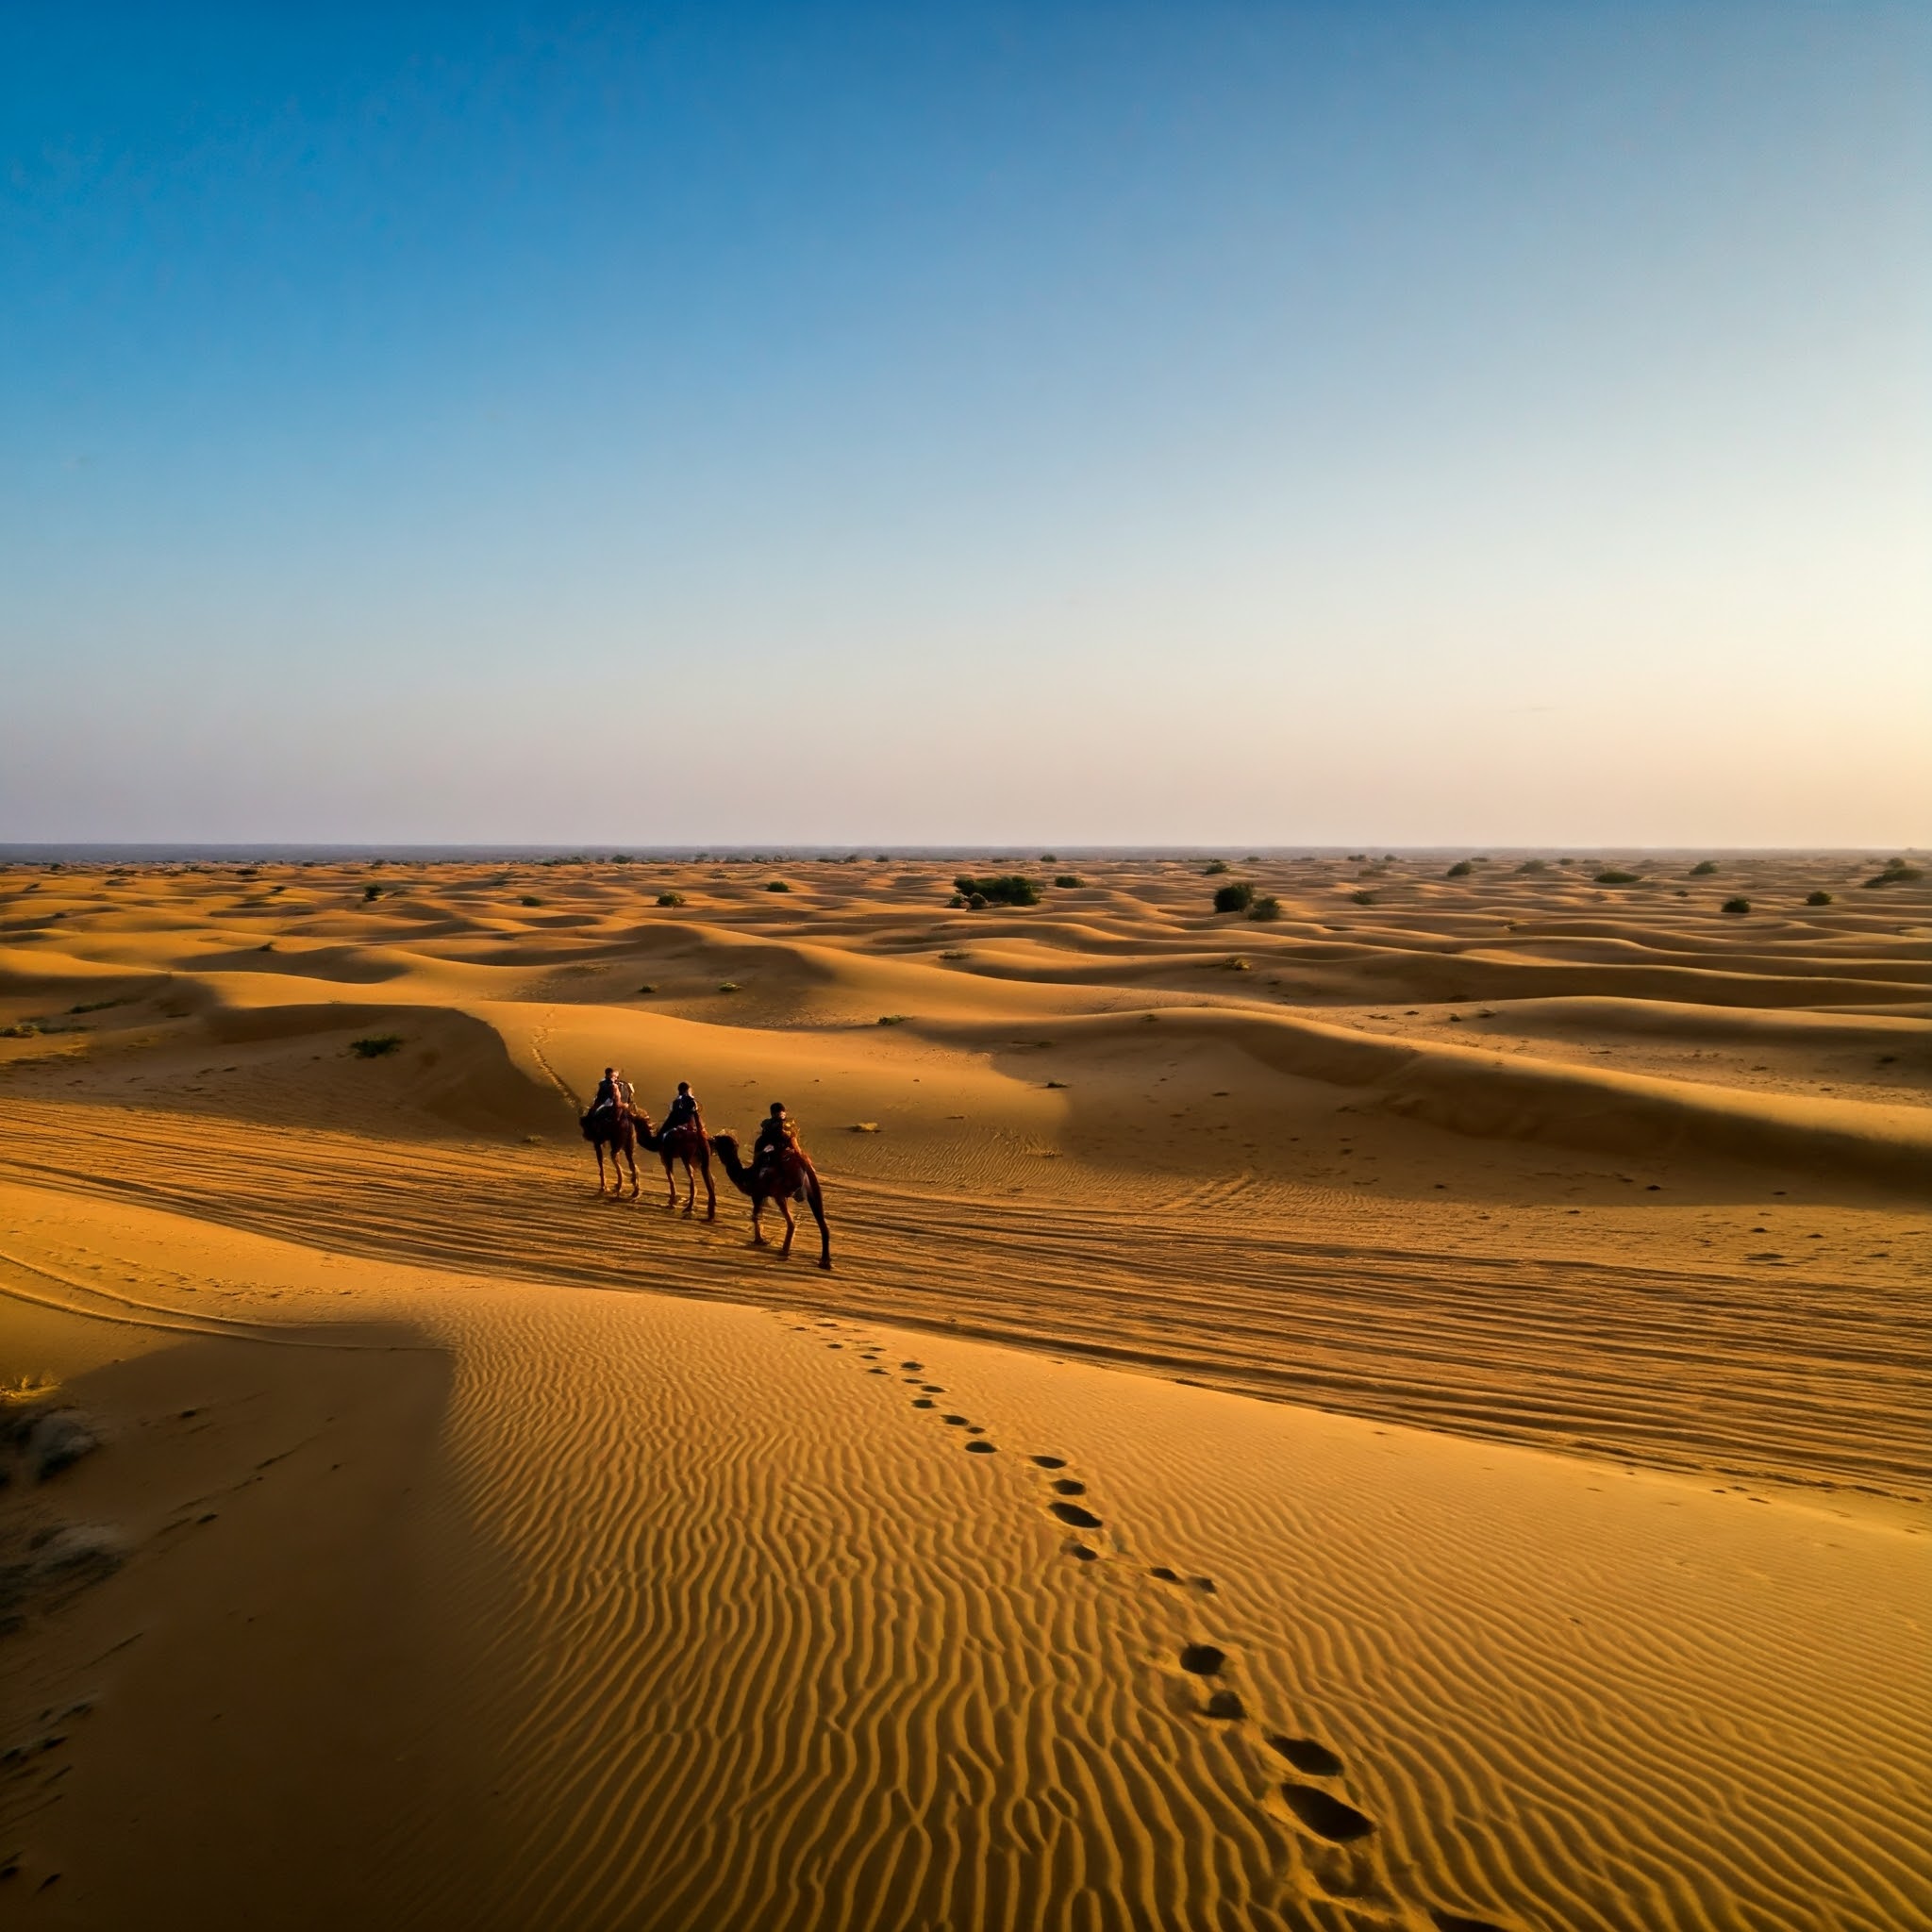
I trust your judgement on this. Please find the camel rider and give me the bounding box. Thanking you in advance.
[662,1080,704,1138]
[752,1101,799,1177]
[590,1067,633,1122]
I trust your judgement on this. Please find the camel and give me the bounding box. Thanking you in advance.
[651,1118,718,1220]
[581,1104,641,1196]
[710,1131,832,1270]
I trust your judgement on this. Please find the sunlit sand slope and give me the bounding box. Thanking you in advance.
[2,1191,1924,1932]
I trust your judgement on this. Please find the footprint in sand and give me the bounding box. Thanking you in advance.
[1280,1784,1374,1842]
[1428,1913,1509,1932]
[1149,1566,1217,1592]
[1177,1643,1225,1676]
[1203,1689,1245,1720]
[1268,1735,1344,1777]
[1030,1455,1068,1470]
[1050,1478,1086,1495]
[1049,1500,1103,1531]
[964,1441,996,1455]
[899,1360,923,1371]
[912,1398,935,1409]
[941,1414,970,1426]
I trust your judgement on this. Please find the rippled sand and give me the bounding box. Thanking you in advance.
[2,853,1926,1929]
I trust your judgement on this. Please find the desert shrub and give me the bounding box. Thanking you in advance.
[1351,890,1375,906]
[1212,882,1255,914]
[1806,891,1833,907]
[1595,870,1641,885]
[362,884,383,901]
[0,1023,39,1039]
[1053,874,1084,889]
[1861,858,1924,888]
[765,879,791,892]
[1445,860,1474,878]
[1689,860,1718,876]
[350,1035,403,1058]
[877,1014,907,1025]
[1721,897,1750,915]
[657,891,685,907]
[953,874,1041,907]
[1041,853,1058,863]
[717,981,741,992]
[1203,860,1229,875]
[519,894,542,907]
[637,983,657,994]
[1515,858,1547,874]
[1247,895,1282,922]
[967,892,988,909]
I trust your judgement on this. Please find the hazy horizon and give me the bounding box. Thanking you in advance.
[6,3,1927,847]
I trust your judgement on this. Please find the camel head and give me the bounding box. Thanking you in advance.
[708,1130,754,1193]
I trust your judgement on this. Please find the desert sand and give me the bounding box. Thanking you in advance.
[1,850,1926,1930]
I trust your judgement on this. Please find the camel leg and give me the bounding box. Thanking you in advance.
[593,1142,608,1194]
[777,1194,797,1258]
[804,1174,832,1272]
[681,1158,696,1216]
[750,1195,769,1247]
[699,1151,717,1222]
[624,1143,639,1196]
[661,1153,677,1209]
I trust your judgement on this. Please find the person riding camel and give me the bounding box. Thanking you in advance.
[752,1100,800,1180]
[662,1080,704,1140]
[590,1066,633,1122]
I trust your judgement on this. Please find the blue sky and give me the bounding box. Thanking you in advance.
[4,3,1926,844]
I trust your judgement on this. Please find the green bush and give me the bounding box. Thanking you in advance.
[765,880,791,892]
[953,874,1041,907]
[1445,860,1474,877]
[1721,897,1750,915]
[1247,895,1282,922]
[876,1014,908,1025]
[519,894,542,907]
[1350,890,1375,906]
[657,891,685,907]
[1806,891,1833,907]
[1041,853,1058,863]
[1212,882,1255,914]
[1689,860,1718,876]
[1053,874,1084,889]
[1595,870,1641,886]
[350,1035,403,1058]
[1203,859,1229,875]
[362,883,383,901]
[1515,858,1547,874]
[1861,858,1924,888]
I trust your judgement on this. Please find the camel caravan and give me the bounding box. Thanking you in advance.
[580,1069,832,1271]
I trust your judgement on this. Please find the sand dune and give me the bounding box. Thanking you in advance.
[2,852,1927,1928]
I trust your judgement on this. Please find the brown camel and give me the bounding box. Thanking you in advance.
[650,1118,718,1219]
[581,1104,641,1196]
[710,1131,832,1270]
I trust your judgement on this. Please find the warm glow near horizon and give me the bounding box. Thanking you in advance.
[3,4,1927,846]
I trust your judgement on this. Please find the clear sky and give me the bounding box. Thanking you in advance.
[4,3,1926,847]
